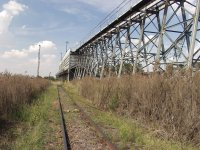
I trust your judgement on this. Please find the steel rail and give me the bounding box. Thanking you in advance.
[57,86,71,150]
[61,86,118,150]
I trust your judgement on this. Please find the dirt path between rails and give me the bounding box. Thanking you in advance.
[58,87,112,150]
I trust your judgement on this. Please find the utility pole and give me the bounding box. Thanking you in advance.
[66,41,69,52]
[37,45,41,77]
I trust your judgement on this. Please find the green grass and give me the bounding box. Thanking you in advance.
[12,85,58,150]
[90,109,198,150]
[64,82,199,150]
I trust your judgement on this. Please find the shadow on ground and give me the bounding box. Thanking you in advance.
[0,119,18,150]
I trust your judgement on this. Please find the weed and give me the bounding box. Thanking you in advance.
[109,94,119,110]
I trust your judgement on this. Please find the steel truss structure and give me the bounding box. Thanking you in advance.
[58,0,200,80]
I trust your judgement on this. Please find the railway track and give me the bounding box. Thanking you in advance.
[57,86,71,150]
[57,85,118,150]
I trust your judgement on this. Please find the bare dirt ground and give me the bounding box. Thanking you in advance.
[58,87,112,150]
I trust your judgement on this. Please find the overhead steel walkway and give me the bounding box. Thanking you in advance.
[57,0,200,80]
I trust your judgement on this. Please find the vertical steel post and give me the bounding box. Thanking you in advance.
[94,45,99,77]
[99,38,109,79]
[88,47,94,76]
[100,41,105,79]
[156,9,167,65]
[82,50,89,77]
[127,25,134,69]
[187,0,200,69]
[155,1,168,71]
[77,56,82,79]
[118,28,129,78]
[74,67,77,79]
[87,48,93,76]
[133,15,145,74]
[108,36,113,77]
[67,69,70,82]
[181,1,191,52]
[109,32,118,76]
[80,55,86,78]
[77,60,80,79]
[116,30,122,76]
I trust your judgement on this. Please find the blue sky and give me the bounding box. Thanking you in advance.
[0,0,125,76]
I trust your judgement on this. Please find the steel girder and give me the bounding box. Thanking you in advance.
[73,0,200,79]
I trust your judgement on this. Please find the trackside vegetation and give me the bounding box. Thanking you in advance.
[0,73,49,119]
[0,73,62,149]
[70,69,200,148]
[12,85,61,150]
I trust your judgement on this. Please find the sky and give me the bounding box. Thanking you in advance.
[0,0,127,76]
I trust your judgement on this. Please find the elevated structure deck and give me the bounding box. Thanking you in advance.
[57,50,85,80]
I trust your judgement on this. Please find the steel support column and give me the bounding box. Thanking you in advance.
[188,0,200,69]
[133,16,146,74]
[155,1,169,71]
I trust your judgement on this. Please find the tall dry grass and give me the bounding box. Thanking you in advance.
[0,73,49,119]
[75,71,200,145]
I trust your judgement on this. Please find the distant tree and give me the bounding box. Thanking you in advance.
[44,76,56,81]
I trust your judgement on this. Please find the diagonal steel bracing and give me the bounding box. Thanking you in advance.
[57,0,200,80]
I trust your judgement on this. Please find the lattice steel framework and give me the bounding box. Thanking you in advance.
[65,0,200,79]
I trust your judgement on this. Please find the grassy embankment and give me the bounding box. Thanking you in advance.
[12,85,61,150]
[64,70,200,150]
[0,73,62,149]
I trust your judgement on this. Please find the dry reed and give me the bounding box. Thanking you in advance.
[75,70,200,145]
[0,72,49,119]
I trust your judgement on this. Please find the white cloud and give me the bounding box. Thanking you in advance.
[0,40,57,59]
[0,10,12,34]
[42,54,56,59]
[28,41,57,53]
[0,1,27,33]
[0,1,27,48]
[0,40,59,76]
[3,0,27,15]
[62,8,80,14]
[1,49,27,58]
[41,54,57,64]
[29,58,38,64]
